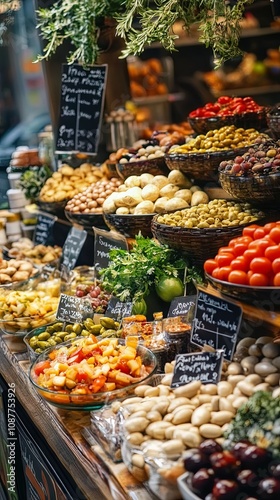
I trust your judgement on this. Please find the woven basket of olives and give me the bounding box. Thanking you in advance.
[165,125,264,182]
[151,200,265,266]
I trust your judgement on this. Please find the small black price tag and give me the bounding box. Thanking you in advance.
[56,63,107,155]
[106,297,133,321]
[56,293,93,323]
[61,226,87,271]
[167,294,197,321]
[171,350,224,388]
[33,212,56,246]
[191,288,242,361]
[93,227,128,275]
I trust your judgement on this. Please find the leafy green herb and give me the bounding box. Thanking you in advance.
[19,165,52,201]
[36,0,254,67]
[99,234,189,303]
[224,391,280,458]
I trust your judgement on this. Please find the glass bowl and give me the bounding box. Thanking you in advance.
[0,266,42,291]
[0,280,61,335]
[29,337,158,410]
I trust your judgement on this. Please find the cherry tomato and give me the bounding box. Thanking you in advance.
[230,256,249,272]
[204,259,218,275]
[253,227,266,240]
[263,222,277,234]
[242,225,261,238]
[216,253,234,267]
[232,242,249,257]
[228,270,248,285]
[115,360,130,374]
[218,246,234,254]
[249,238,275,254]
[247,270,253,281]
[34,360,51,376]
[217,266,231,281]
[229,238,239,247]
[265,245,280,262]
[212,267,221,279]
[243,247,263,262]
[249,273,269,287]
[272,258,280,275]
[269,227,280,244]
[249,257,272,275]
[273,273,280,286]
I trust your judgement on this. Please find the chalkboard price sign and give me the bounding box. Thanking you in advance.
[191,289,242,361]
[168,295,197,320]
[106,297,133,321]
[33,212,56,245]
[56,293,93,323]
[56,63,107,155]
[171,350,224,388]
[93,227,128,274]
[61,226,87,271]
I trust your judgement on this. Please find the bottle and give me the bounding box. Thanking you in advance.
[5,213,22,242]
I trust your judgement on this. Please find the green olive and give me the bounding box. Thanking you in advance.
[64,332,77,341]
[36,341,50,349]
[38,332,51,341]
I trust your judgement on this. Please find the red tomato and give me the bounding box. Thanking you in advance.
[204,259,218,275]
[212,267,221,279]
[269,227,280,244]
[228,270,248,285]
[229,238,239,248]
[244,247,263,263]
[273,273,280,286]
[89,375,107,393]
[67,348,85,365]
[115,360,130,374]
[34,360,51,376]
[232,243,248,257]
[250,257,272,275]
[230,256,249,272]
[216,253,234,267]
[272,258,280,275]
[247,270,253,281]
[218,246,234,254]
[249,238,275,254]
[263,222,277,234]
[242,225,261,238]
[76,372,88,383]
[217,266,231,281]
[265,245,280,262]
[249,273,269,287]
[253,227,266,240]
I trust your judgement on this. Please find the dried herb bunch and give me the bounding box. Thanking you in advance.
[36,0,255,67]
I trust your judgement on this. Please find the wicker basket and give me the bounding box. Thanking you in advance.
[151,214,265,267]
[219,172,280,208]
[188,109,267,135]
[266,108,280,139]
[104,161,121,179]
[103,212,155,238]
[165,148,247,182]
[116,156,169,180]
[37,198,68,217]
[64,210,109,230]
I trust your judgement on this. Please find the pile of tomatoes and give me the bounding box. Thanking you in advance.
[204,222,280,287]
[189,96,263,119]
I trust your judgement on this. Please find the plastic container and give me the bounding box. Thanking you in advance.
[7,172,22,189]
[7,189,28,210]
[5,212,22,242]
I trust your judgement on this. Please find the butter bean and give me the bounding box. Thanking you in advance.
[252,383,272,393]
[199,424,223,438]
[236,381,254,397]
[146,421,172,439]
[153,401,170,415]
[200,384,218,395]
[131,453,145,469]
[265,373,280,386]
[161,439,185,456]
[210,411,234,426]
[172,408,193,425]
[244,374,262,386]
[211,396,220,412]
[164,363,174,373]
[217,381,233,397]
[168,397,193,413]
[125,417,149,433]
[158,385,171,397]
[163,413,174,423]
[165,426,177,439]
[122,397,144,406]
[144,387,159,398]
[227,375,246,387]
[232,396,248,409]
[134,385,152,397]
[127,432,145,446]
[273,387,280,398]
[178,430,202,448]
[161,373,173,386]
[146,410,162,422]
[197,394,212,404]
[191,406,211,427]
[227,362,243,375]
[173,380,201,398]
[130,411,148,419]
[219,397,235,413]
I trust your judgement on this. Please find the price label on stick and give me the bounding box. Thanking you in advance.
[56,63,107,155]
[56,293,93,323]
[171,350,224,388]
[93,227,128,275]
[167,294,197,319]
[33,212,56,245]
[191,288,242,361]
[106,297,133,321]
[61,226,87,271]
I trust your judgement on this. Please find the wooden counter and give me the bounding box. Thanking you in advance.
[0,333,153,500]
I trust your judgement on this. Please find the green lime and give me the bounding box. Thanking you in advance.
[155,276,184,302]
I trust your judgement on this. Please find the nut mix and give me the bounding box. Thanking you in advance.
[169,126,264,154]
[65,177,122,214]
[118,141,166,164]
[219,139,280,176]
[0,258,38,285]
[156,200,264,229]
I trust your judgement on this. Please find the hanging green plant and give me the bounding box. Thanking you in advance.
[36,0,255,67]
